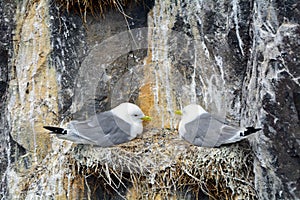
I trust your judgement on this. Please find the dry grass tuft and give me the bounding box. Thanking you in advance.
[54,0,139,21]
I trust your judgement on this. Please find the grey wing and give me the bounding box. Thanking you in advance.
[64,111,131,146]
[216,125,244,146]
[184,113,241,147]
[101,113,132,145]
[184,113,215,147]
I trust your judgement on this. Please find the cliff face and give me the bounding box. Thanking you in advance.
[0,0,299,199]
[0,0,15,196]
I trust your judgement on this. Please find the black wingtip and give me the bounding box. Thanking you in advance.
[43,126,67,134]
[241,127,262,136]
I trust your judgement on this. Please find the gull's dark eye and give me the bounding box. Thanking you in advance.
[134,114,138,117]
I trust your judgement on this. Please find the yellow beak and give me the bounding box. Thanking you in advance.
[141,115,152,121]
[174,110,183,115]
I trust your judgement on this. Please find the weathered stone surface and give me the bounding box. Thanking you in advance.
[0,0,299,199]
[241,2,300,198]
[0,0,16,198]
[8,0,58,162]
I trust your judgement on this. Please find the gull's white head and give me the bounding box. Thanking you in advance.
[111,103,151,137]
[112,103,145,123]
[181,104,208,122]
[178,104,208,138]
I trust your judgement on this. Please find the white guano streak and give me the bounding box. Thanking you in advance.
[232,0,245,56]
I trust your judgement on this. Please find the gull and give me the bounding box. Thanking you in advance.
[176,104,261,147]
[44,103,151,147]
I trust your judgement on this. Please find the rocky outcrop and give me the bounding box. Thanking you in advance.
[0,0,299,199]
[0,0,16,197]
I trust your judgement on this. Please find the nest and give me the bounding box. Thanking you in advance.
[69,129,257,199]
[12,128,256,199]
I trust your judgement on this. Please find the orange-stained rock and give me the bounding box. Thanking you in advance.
[9,0,58,162]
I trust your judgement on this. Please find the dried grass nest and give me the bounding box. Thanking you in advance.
[70,128,257,199]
